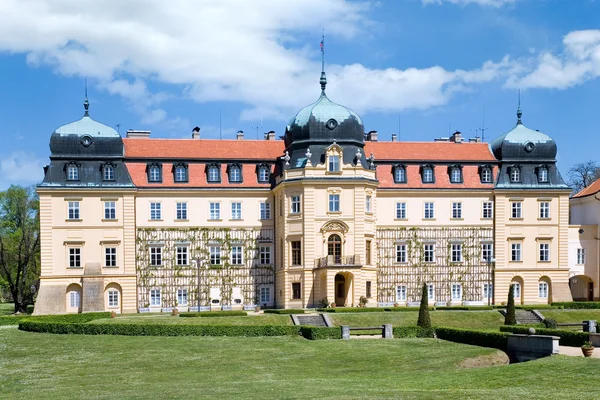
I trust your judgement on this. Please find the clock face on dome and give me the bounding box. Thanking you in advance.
[326,118,338,130]
[81,135,93,147]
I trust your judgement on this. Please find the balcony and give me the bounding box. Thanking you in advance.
[316,255,362,268]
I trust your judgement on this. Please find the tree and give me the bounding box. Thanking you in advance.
[0,185,40,313]
[568,160,600,195]
[417,283,431,329]
[504,284,516,326]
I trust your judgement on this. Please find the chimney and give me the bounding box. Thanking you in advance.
[450,131,462,143]
[126,129,151,139]
[391,133,398,142]
[264,130,276,140]
[236,130,244,140]
[191,126,201,140]
[469,137,481,143]
[434,137,449,142]
[366,130,378,142]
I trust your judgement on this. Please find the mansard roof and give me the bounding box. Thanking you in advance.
[364,141,496,162]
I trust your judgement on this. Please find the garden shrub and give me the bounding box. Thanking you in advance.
[499,326,589,347]
[435,327,510,351]
[552,302,600,309]
[417,283,431,329]
[543,318,558,329]
[179,311,247,318]
[263,309,305,315]
[299,326,341,340]
[393,326,435,338]
[0,315,28,326]
[505,285,516,325]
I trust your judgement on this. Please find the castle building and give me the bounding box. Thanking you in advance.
[34,70,579,314]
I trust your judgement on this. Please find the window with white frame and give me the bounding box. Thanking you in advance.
[483,283,493,300]
[290,196,301,214]
[512,283,521,299]
[176,202,187,220]
[69,248,81,268]
[328,155,340,172]
[260,202,271,219]
[229,165,241,182]
[396,202,406,219]
[511,201,522,219]
[451,284,462,300]
[67,164,79,180]
[452,202,462,219]
[482,201,493,219]
[174,165,187,182]
[577,248,586,265]
[510,167,520,183]
[366,195,372,213]
[451,243,462,262]
[68,201,80,220]
[539,201,550,219]
[177,289,188,306]
[424,202,435,219]
[511,243,522,262]
[150,246,162,266]
[424,244,435,263]
[231,202,242,220]
[396,244,407,263]
[69,291,80,308]
[230,245,243,265]
[428,284,435,301]
[207,165,220,182]
[260,287,271,303]
[422,166,434,183]
[538,166,548,183]
[150,289,161,306]
[396,285,407,302]
[481,243,493,262]
[480,167,492,183]
[329,194,340,213]
[108,290,119,307]
[209,246,221,265]
[209,202,220,220]
[259,246,271,265]
[103,165,114,181]
[176,246,189,266]
[450,166,462,183]
[394,166,406,183]
[105,247,117,267]
[148,165,161,182]
[538,282,548,298]
[258,166,270,182]
[104,201,116,220]
[539,243,550,262]
[150,202,162,220]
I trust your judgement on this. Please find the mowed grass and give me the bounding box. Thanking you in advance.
[1,327,599,399]
[91,313,293,325]
[542,309,600,323]
[0,302,14,315]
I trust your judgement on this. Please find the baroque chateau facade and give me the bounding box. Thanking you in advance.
[34,71,598,315]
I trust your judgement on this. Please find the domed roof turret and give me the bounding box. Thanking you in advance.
[53,99,119,138]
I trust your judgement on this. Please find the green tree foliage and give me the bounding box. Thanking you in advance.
[0,185,40,313]
[417,283,431,329]
[504,284,516,325]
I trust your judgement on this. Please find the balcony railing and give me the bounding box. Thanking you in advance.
[316,255,362,268]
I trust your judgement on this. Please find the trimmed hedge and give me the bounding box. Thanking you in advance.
[179,311,247,318]
[552,302,600,309]
[317,306,496,313]
[317,307,385,313]
[263,309,305,315]
[493,305,558,310]
[393,326,435,338]
[499,326,589,347]
[299,326,341,340]
[435,327,510,351]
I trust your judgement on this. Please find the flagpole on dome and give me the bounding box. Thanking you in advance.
[320,29,327,94]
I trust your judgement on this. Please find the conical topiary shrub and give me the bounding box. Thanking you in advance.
[505,284,516,325]
[417,283,431,329]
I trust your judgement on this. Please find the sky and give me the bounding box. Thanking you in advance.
[0,0,599,189]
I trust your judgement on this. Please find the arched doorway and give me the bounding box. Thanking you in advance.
[335,274,346,306]
[511,276,524,305]
[328,234,342,264]
[66,283,82,314]
[570,275,594,301]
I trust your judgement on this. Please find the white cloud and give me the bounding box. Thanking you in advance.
[422,0,515,7]
[0,152,45,189]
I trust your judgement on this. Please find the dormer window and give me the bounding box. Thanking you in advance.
[228,164,242,183]
[421,165,435,183]
[328,155,340,172]
[257,164,270,183]
[173,163,188,183]
[207,164,221,183]
[147,163,162,183]
[510,165,521,183]
[393,165,406,183]
[480,166,492,183]
[102,163,115,181]
[538,166,548,183]
[449,165,462,184]
[66,162,80,181]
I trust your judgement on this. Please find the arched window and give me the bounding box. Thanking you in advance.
[103,164,115,181]
[66,163,79,181]
[147,164,162,182]
[538,166,548,183]
[480,166,492,183]
[207,164,220,182]
[449,165,462,183]
[69,290,80,308]
[328,234,342,264]
[421,165,434,183]
[257,165,270,183]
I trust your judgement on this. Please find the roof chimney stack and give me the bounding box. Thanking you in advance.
[450,131,462,143]
[366,130,378,142]
[236,130,244,140]
[391,133,397,142]
[265,130,276,140]
[191,126,201,140]
[126,129,151,139]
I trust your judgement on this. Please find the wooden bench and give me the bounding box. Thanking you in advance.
[342,324,393,339]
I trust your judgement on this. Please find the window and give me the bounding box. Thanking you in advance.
[67,164,79,180]
[451,244,462,262]
[538,166,548,183]
[482,201,493,219]
[366,195,372,213]
[366,240,372,265]
[209,246,221,265]
[231,202,242,220]
[176,246,188,266]
[539,243,550,262]
[176,202,187,220]
[258,166,270,182]
[483,283,493,300]
[290,196,301,214]
[148,165,161,182]
[177,289,188,306]
[260,202,271,219]
[207,165,220,182]
[174,165,187,182]
[396,244,407,263]
[69,248,81,268]
[259,246,271,265]
[511,243,521,262]
[450,166,462,183]
[105,247,117,267]
[292,282,301,299]
[396,285,407,302]
[428,284,435,301]
[365,281,372,298]
[538,282,548,298]
[422,166,434,183]
[69,291,80,308]
[480,167,492,183]
[103,165,114,181]
[67,201,80,220]
[424,244,435,263]
[108,290,119,307]
[328,194,340,213]
[394,166,406,183]
[392,202,406,220]
[150,289,161,306]
[539,202,550,219]
[229,165,241,182]
[150,202,162,220]
[512,283,521,299]
[577,248,586,265]
[291,241,302,265]
[104,201,116,220]
[209,202,220,220]
[481,243,493,262]
[424,202,434,219]
[150,246,162,266]
[451,284,462,300]
[511,202,522,219]
[452,202,462,219]
[260,287,271,303]
[328,155,340,172]
[230,246,243,265]
[510,166,520,183]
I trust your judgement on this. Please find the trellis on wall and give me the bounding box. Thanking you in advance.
[136,227,274,309]
[376,227,494,304]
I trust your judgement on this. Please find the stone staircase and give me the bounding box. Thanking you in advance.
[499,309,544,324]
[292,314,332,327]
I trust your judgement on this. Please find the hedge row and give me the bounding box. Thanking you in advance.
[263,309,305,315]
[435,327,510,351]
[552,302,600,309]
[393,326,435,338]
[499,326,589,347]
[316,306,494,313]
[179,311,247,318]
[299,326,341,340]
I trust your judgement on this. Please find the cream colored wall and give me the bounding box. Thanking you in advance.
[568,224,599,300]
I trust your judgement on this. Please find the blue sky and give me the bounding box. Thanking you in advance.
[0,0,599,189]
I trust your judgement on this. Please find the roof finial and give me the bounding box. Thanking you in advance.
[319,30,327,93]
[516,89,522,125]
[83,77,90,116]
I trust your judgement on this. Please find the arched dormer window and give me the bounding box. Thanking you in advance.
[65,162,80,181]
[206,163,221,183]
[509,165,521,183]
[102,162,116,181]
[147,163,162,183]
[479,165,493,183]
[393,164,407,183]
[228,163,242,183]
[257,164,271,183]
[173,163,188,183]
[448,165,463,184]
[420,165,435,184]
[537,165,549,183]
[325,143,343,174]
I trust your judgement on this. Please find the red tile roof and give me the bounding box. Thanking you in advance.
[376,164,497,189]
[364,141,496,162]
[572,178,600,198]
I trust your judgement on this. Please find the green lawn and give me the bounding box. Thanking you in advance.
[91,313,293,326]
[542,309,600,323]
[0,303,14,315]
[1,327,599,399]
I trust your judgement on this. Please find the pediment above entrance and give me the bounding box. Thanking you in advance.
[320,220,349,233]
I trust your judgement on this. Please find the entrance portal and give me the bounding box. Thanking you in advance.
[335,273,346,307]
